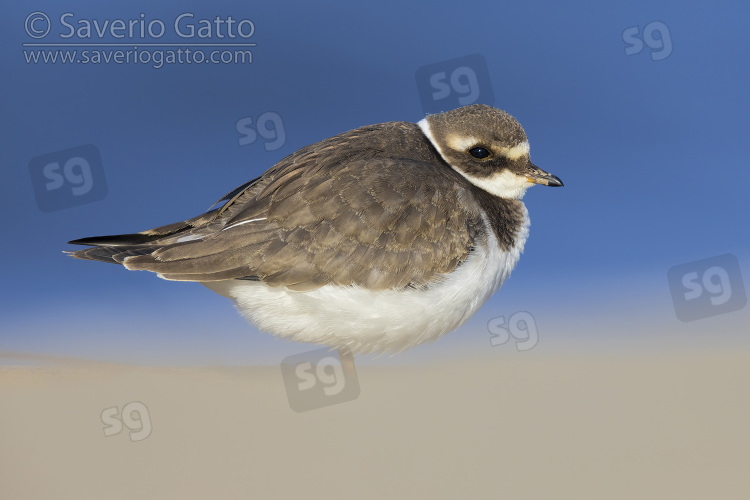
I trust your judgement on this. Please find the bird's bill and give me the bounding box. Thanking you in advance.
[524,163,564,187]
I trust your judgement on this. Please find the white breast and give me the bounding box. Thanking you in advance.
[202,210,530,355]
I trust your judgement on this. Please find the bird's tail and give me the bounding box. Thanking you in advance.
[66,233,168,265]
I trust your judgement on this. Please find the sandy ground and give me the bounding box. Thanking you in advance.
[1,350,749,499]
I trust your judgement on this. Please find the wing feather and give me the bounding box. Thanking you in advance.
[68,122,484,290]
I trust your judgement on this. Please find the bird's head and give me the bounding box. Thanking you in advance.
[419,104,563,199]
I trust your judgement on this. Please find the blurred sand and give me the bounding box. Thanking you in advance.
[1,350,749,499]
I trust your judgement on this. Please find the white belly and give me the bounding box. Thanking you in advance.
[202,213,529,354]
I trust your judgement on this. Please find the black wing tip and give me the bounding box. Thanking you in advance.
[67,237,92,246]
[67,233,155,247]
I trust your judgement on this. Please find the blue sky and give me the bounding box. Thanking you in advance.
[2,0,748,365]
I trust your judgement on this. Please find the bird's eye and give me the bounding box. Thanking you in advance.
[468,146,491,159]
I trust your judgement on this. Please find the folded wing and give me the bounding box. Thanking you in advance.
[69,138,482,291]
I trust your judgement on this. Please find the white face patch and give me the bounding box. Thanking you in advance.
[446,134,481,151]
[456,169,533,199]
[501,141,530,160]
